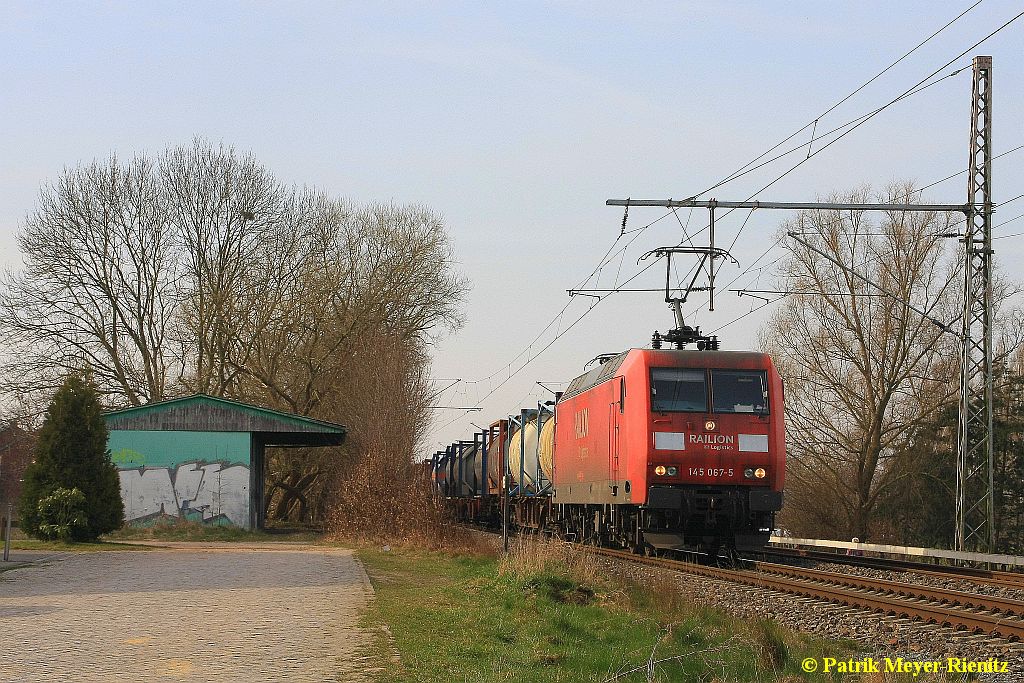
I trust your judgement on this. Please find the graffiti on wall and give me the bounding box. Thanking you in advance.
[118,462,250,528]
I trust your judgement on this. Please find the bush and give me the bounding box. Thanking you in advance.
[36,487,88,541]
[327,453,458,548]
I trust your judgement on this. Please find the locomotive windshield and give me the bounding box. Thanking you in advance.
[711,370,769,413]
[650,368,707,412]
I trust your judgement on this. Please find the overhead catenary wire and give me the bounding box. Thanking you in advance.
[613,62,975,281]
[430,8,1023,439]
[917,144,1024,194]
[705,7,1024,249]
[683,182,972,336]
[459,230,628,389]
[931,191,1024,236]
[708,202,971,337]
[616,70,973,243]
[431,297,603,434]
[709,63,973,251]
[583,29,1023,299]
[661,17,1024,347]
[991,209,1024,239]
[611,1,992,243]
[622,8,1024,257]
[436,144,1006,438]
[437,155,1001,433]
[700,0,985,196]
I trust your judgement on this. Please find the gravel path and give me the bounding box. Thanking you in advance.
[0,544,374,682]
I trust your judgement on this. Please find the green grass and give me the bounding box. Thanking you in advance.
[2,519,322,548]
[355,542,884,683]
[5,538,150,552]
[104,520,322,543]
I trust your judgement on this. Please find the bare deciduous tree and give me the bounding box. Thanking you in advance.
[1,157,177,405]
[0,139,470,524]
[763,185,962,540]
[162,139,288,397]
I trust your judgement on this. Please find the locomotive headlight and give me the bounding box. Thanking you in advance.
[754,468,767,479]
[667,466,678,476]
[743,468,754,478]
[655,465,667,476]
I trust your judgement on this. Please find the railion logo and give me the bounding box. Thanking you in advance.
[690,433,736,452]
[690,434,735,445]
[574,409,589,439]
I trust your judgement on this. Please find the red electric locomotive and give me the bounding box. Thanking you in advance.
[551,348,784,554]
[432,225,785,556]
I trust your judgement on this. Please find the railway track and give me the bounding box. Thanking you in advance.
[762,546,1024,591]
[458,521,1024,642]
[593,547,1024,642]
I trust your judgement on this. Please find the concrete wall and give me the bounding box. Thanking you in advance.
[108,430,252,529]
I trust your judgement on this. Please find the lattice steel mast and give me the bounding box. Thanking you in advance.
[956,56,995,553]
[608,56,998,552]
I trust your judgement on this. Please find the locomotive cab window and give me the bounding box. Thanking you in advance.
[711,370,769,413]
[650,368,707,412]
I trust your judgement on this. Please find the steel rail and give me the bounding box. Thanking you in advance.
[592,547,1024,642]
[765,547,1024,590]
[753,560,1024,616]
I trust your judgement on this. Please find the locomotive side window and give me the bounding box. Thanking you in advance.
[711,370,769,413]
[650,369,707,412]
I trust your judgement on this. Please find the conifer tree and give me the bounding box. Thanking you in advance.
[19,374,124,540]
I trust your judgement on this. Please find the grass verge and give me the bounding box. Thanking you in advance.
[104,520,322,543]
[357,537,967,683]
[6,538,152,552]
[2,520,321,551]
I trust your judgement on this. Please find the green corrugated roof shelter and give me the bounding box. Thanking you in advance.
[105,395,346,529]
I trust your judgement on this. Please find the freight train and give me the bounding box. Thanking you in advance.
[431,348,785,556]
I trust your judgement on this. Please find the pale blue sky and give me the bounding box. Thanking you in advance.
[2,2,1022,450]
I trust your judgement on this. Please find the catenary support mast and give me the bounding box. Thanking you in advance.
[956,55,995,553]
[607,56,996,551]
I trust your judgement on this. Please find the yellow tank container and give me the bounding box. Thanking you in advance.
[486,436,502,490]
[538,417,555,480]
[508,417,555,486]
[507,420,538,486]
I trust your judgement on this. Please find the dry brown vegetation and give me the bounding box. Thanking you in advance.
[497,534,609,593]
[326,454,461,549]
[321,331,479,547]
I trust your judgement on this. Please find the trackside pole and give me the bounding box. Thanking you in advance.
[501,474,509,554]
[3,504,11,562]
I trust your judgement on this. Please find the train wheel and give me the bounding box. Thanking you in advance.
[707,542,722,566]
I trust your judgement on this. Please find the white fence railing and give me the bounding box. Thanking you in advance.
[769,536,1024,569]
